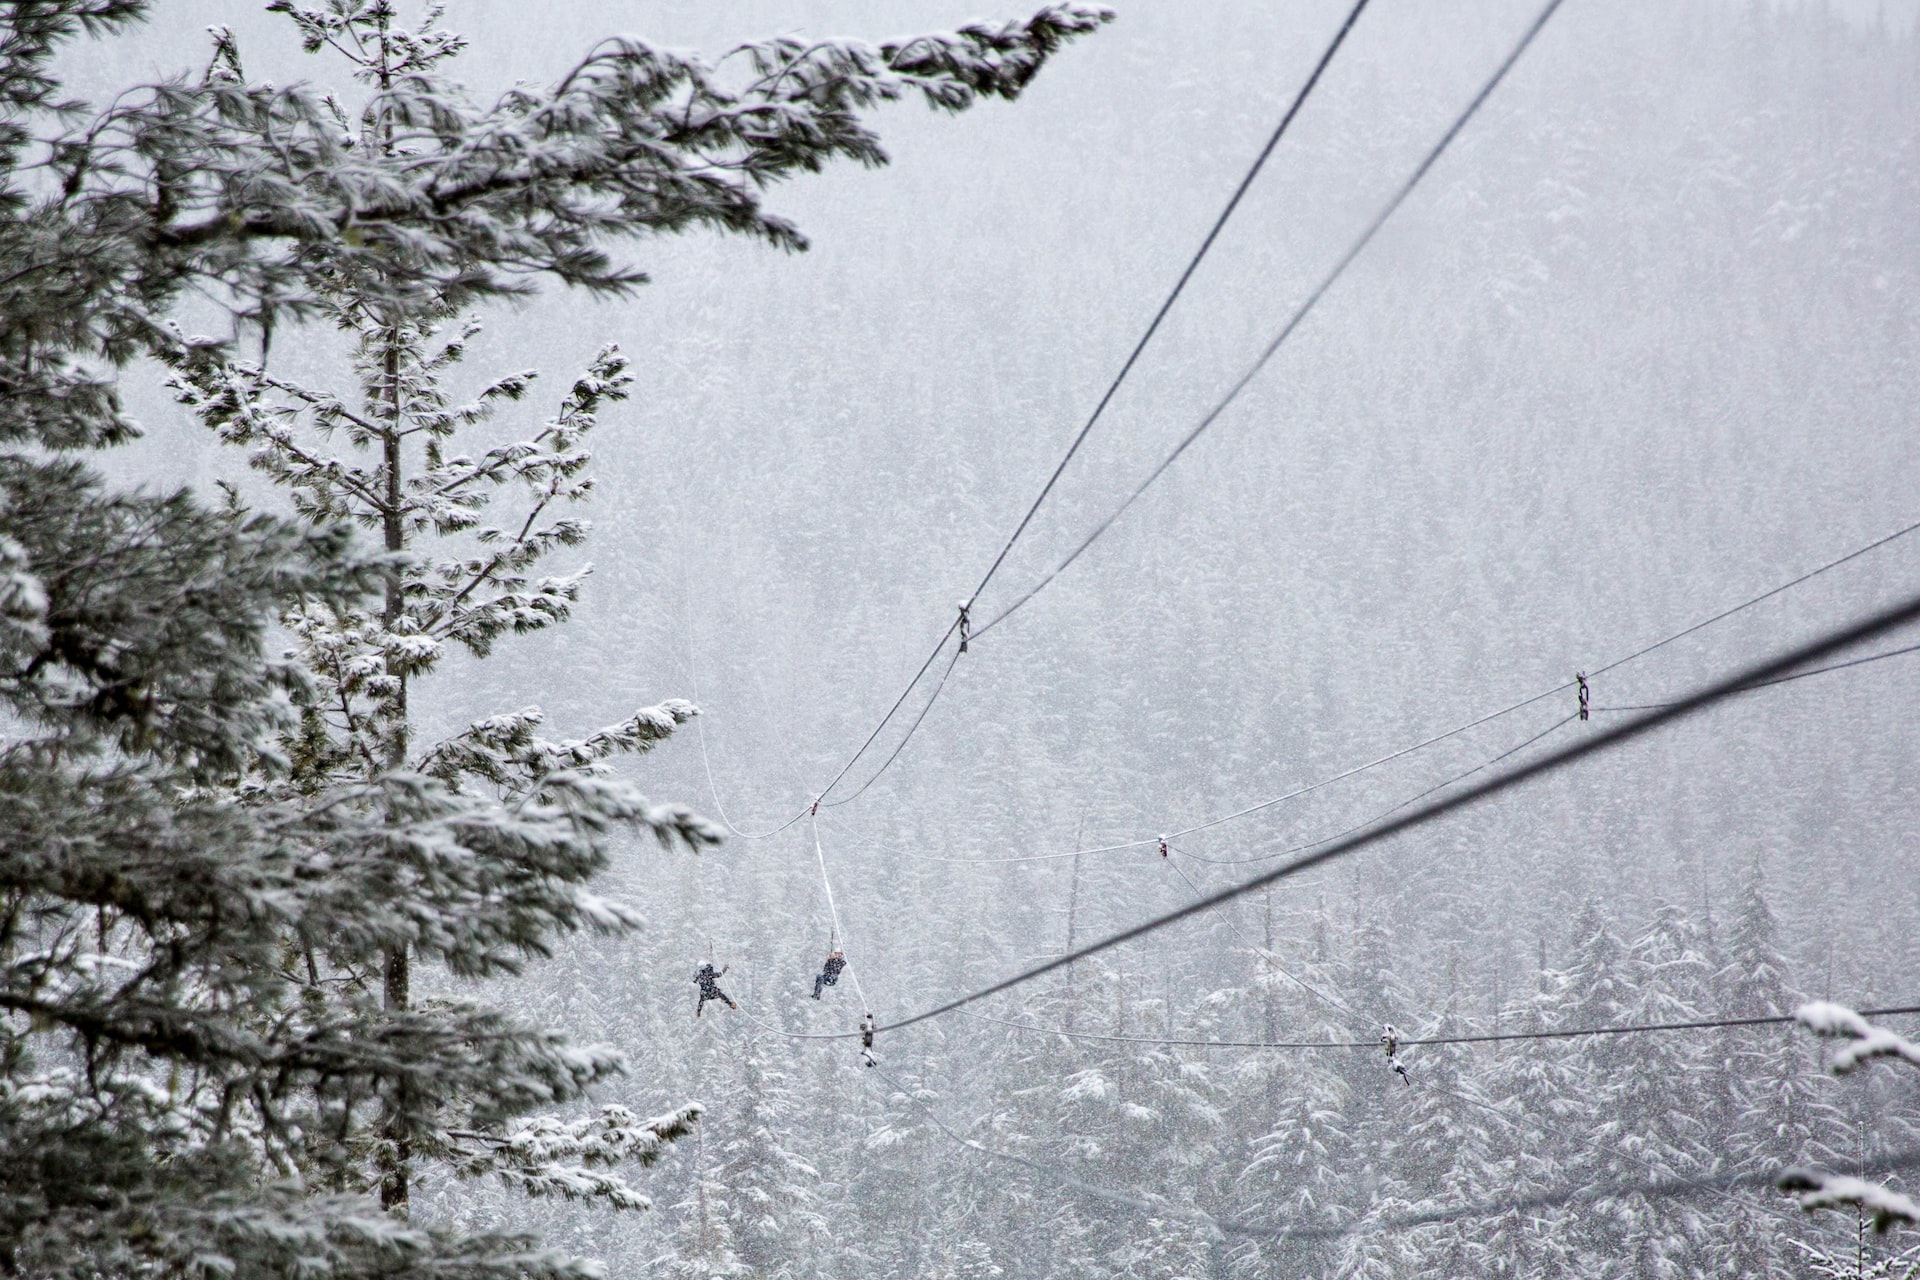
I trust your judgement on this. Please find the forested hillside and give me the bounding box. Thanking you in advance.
[22,0,1920,1276]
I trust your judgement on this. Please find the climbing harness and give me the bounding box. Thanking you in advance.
[1576,672,1590,721]
[957,600,972,654]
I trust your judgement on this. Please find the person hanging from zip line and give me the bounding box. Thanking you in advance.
[695,961,737,1017]
[859,1012,878,1068]
[813,949,847,1000]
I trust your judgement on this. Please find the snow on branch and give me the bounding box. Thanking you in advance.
[1779,1169,1920,1233]
[444,1103,703,1211]
[1797,1001,1920,1073]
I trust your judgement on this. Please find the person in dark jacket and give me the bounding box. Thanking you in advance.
[812,949,847,999]
[695,962,736,1016]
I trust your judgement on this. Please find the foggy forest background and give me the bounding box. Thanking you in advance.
[71,1,1920,1276]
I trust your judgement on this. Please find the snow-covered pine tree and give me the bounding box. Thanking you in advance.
[665,1126,753,1280]
[706,1038,827,1280]
[169,273,715,1214]
[0,1,1109,1273]
[1716,864,1856,1278]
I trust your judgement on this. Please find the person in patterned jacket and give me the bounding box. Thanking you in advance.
[695,962,736,1016]
[812,950,847,999]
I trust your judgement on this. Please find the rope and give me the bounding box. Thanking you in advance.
[973,0,1569,639]
[679,566,811,841]
[963,0,1377,613]
[867,589,1920,1034]
[811,811,872,1016]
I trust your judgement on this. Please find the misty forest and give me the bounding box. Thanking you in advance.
[3,1,1919,1278]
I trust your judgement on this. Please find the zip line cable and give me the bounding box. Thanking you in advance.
[865,588,1920,1035]
[954,1004,1920,1052]
[963,0,1376,612]
[971,0,1569,640]
[699,508,1920,861]
[871,1060,1920,1243]
[812,615,962,809]
[829,695,1577,868]
[1280,1147,1920,1243]
[1585,518,1920,681]
[1593,639,1920,714]
[700,0,1378,825]
[1163,853,1363,1025]
[823,645,964,808]
[1172,710,1579,866]
[1411,1078,1850,1241]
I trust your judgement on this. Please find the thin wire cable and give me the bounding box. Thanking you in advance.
[824,646,964,808]
[1586,517,1920,680]
[870,588,1920,1034]
[1175,711,1578,866]
[797,0,1378,807]
[869,1061,1231,1230]
[1420,1078,1830,1238]
[1164,854,1363,1025]
[873,1061,1920,1243]
[827,509,1920,866]
[974,0,1568,639]
[735,1004,853,1042]
[964,0,1377,612]
[1167,693,1574,842]
[814,616,961,806]
[1594,639,1920,713]
[1281,1148,1920,1243]
[679,566,812,840]
[956,1005,1920,1052]
[835,698,1572,868]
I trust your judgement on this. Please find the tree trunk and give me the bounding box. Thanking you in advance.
[378,328,412,1214]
